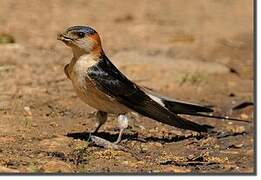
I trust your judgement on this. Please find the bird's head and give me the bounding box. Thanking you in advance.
[57,26,103,57]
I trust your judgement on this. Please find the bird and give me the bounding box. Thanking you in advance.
[57,25,248,144]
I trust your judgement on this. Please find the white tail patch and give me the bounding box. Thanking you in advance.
[148,94,165,107]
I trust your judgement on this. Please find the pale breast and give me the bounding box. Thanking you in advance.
[67,55,130,114]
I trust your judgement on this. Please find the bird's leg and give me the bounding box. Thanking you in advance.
[89,113,128,149]
[93,111,107,134]
[114,114,129,144]
[88,111,107,141]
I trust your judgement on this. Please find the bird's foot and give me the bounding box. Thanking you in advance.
[88,114,129,148]
[90,135,121,149]
[89,135,141,160]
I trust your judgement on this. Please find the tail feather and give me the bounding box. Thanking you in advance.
[162,98,213,114]
[161,97,250,123]
[144,88,250,123]
[143,87,213,114]
[182,112,251,123]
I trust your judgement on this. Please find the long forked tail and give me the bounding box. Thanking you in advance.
[161,98,251,123]
[179,111,250,122]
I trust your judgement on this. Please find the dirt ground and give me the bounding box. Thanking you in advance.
[0,0,254,174]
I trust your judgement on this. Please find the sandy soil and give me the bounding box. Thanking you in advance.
[0,0,254,174]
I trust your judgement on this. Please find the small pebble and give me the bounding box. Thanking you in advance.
[23,106,32,116]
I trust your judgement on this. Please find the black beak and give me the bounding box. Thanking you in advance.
[57,33,73,43]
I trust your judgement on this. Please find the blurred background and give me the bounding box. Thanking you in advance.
[0,0,253,55]
[0,0,254,173]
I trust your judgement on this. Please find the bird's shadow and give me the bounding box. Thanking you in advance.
[66,131,207,143]
[66,131,138,142]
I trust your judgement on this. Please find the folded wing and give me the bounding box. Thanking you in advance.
[87,56,212,132]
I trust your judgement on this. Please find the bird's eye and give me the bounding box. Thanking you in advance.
[77,32,85,38]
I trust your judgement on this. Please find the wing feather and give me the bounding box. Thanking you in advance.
[87,56,211,132]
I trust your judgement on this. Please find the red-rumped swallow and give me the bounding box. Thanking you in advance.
[57,26,247,144]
